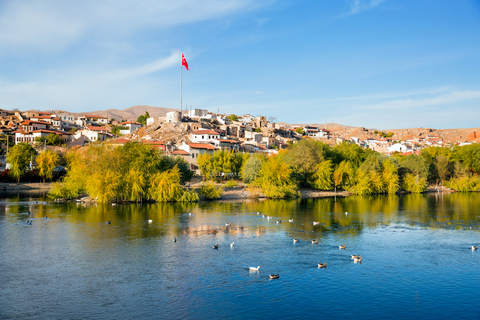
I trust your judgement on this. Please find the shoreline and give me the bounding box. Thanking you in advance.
[0,182,54,191]
[0,182,457,200]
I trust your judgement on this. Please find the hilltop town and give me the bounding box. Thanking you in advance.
[1,106,479,168]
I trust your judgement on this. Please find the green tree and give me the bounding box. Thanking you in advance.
[436,154,452,186]
[402,173,428,193]
[333,160,355,192]
[253,156,299,199]
[311,160,333,190]
[149,166,185,202]
[36,150,60,183]
[6,143,37,183]
[136,111,150,125]
[199,181,224,200]
[382,158,400,194]
[228,114,239,122]
[280,139,331,187]
[295,127,304,135]
[242,155,264,183]
[111,125,128,136]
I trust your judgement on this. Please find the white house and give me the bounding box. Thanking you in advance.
[388,143,409,153]
[74,126,111,142]
[178,142,217,159]
[245,131,263,143]
[14,129,72,144]
[119,121,142,135]
[79,114,108,125]
[190,129,220,143]
[187,109,208,118]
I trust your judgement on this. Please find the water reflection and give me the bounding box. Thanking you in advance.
[2,192,480,238]
[1,192,480,319]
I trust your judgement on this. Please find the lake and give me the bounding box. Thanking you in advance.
[1,191,479,319]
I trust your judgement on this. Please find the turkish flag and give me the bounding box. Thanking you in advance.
[182,53,189,70]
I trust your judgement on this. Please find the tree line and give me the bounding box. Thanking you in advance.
[5,139,480,201]
[198,139,480,198]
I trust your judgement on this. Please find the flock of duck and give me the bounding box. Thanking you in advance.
[24,207,478,279]
[204,211,369,280]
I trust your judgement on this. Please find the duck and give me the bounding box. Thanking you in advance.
[276,220,282,224]
[189,213,192,216]
[312,239,319,244]
[269,274,280,279]
[111,203,117,206]
[173,238,177,242]
[289,219,294,223]
[212,244,219,249]
[27,211,31,215]
[44,216,48,219]
[293,238,299,243]
[225,223,231,227]
[318,263,327,268]
[313,221,320,226]
[249,266,260,271]
[148,219,153,223]
[471,245,478,250]
[262,214,267,218]
[351,254,361,260]
[267,216,272,220]
[339,245,346,250]
[354,257,362,263]
[230,242,235,248]
[25,221,32,226]
[257,212,261,215]
[106,221,111,224]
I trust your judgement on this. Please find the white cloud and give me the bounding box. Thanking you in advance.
[362,90,480,111]
[0,0,268,52]
[337,0,385,18]
[0,52,181,109]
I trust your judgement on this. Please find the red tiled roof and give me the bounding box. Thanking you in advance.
[109,138,130,144]
[31,129,71,135]
[21,120,50,125]
[187,143,217,150]
[86,126,108,131]
[191,130,220,135]
[144,141,165,145]
[172,150,190,155]
[84,114,107,119]
[218,139,240,144]
[32,116,51,119]
[120,121,141,125]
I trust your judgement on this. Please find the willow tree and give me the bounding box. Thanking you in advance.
[253,156,299,199]
[311,160,333,190]
[36,150,60,183]
[7,143,36,183]
[333,160,356,192]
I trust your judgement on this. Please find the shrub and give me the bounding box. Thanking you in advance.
[199,181,224,200]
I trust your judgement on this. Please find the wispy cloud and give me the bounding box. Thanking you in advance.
[0,52,181,109]
[0,0,266,53]
[337,0,386,18]
[362,89,480,111]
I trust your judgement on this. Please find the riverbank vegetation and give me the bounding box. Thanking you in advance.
[197,140,480,198]
[5,139,480,201]
[49,142,198,203]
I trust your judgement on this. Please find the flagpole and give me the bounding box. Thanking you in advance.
[180,53,183,115]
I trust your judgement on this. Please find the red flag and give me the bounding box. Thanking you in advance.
[181,53,189,70]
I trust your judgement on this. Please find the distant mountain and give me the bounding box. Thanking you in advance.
[83,105,179,122]
[28,105,179,122]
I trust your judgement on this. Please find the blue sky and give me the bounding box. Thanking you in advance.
[1,0,479,129]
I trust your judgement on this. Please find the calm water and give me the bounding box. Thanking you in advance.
[1,192,480,319]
